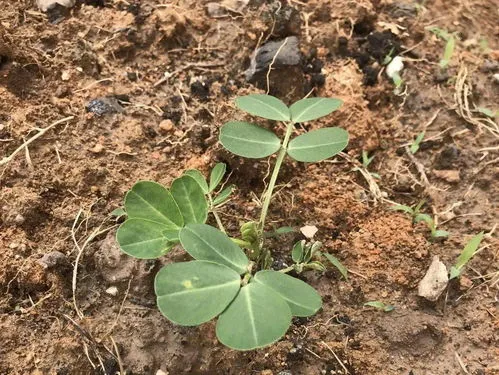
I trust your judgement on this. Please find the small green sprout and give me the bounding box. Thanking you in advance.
[364,301,394,312]
[392,201,449,239]
[354,150,380,179]
[477,107,498,118]
[115,94,349,350]
[427,27,456,69]
[414,213,449,239]
[391,199,426,221]
[410,131,425,154]
[449,232,484,279]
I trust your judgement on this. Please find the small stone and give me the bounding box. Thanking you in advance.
[159,119,174,133]
[300,225,318,239]
[105,286,119,296]
[156,370,168,375]
[205,3,225,17]
[433,169,460,183]
[14,214,25,225]
[37,251,68,269]
[418,256,449,301]
[61,70,71,81]
[494,73,499,83]
[9,243,18,249]
[86,96,124,116]
[37,0,75,12]
[270,4,301,38]
[90,185,99,193]
[90,144,104,154]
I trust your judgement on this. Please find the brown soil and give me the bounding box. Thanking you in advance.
[1,0,498,374]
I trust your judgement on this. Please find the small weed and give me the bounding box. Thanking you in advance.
[427,27,456,69]
[410,131,425,154]
[392,201,449,239]
[477,107,498,118]
[354,150,380,179]
[449,232,484,279]
[364,301,394,312]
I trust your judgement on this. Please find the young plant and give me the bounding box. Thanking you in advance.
[354,150,380,179]
[428,27,456,69]
[449,232,484,279]
[391,199,426,221]
[364,301,395,312]
[115,94,349,350]
[414,213,449,239]
[410,131,425,154]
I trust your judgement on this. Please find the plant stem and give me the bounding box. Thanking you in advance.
[208,194,226,233]
[258,121,294,238]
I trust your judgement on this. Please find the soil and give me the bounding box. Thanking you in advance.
[0,0,498,374]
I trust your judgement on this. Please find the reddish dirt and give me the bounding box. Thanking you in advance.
[1,0,498,374]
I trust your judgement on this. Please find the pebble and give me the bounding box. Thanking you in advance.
[105,286,119,296]
[90,144,104,154]
[433,169,460,183]
[159,119,174,133]
[86,96,124,116]
[245,36,302,81]
[37,251,68,269]
[14,214,25,225]
[418,256,448,301]
[156,370,168,375]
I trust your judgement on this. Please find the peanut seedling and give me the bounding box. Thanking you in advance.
[116,94,349,350]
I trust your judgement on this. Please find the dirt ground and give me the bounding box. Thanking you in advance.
[0,0,498,374]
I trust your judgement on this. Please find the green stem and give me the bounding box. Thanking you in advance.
[208,194,226,233]
[258,121,294,238]
[278,265,295,273]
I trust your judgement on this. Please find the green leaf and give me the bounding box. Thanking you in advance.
[220,121,281,159]
[364,301,394,312]
[287,127,348,162]
[440,36,455,68]
[155,261,240,326]
[289,98,343,123]
[209,163,226,192]
[265,226,295,238]
[410,131,425,154]
[477,107,497,118]
[117,218,174,259]
[323,253,348,280]
[414,213,433,226]
[125,181,183,229]
[111,207,126,217]
[454,232,484,271]
[390,204,414,215]
[213,185,235,206]
[183,169,209,194]
[291,241,304,263]
[216,282,292,350]
[180,224,249,274]
[432,229,449,238]
[171,176,208,224]
[253,270,322,317]
[305,261,326,272]
[235,94,290,121]
[449,266,461,280]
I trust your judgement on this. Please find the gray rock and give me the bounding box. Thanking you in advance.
[245,36,304,100]
[86,96,124,116]
[418,256,448,301]
[38,251,69,269]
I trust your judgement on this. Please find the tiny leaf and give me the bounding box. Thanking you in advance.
[477,107,497,118]
[209,163,226,192]
[155,261,240,326]
[125,181,183,229]
[440,36,455,69]
[432,229,449,238]
[454,232,484,271]
[235,94,290,121]
[171,175,208,224]
[180,224,249,274]
[111,207,126,217]
[449,266,461,280]
[414,213,433,226]
[117,218,174,259]
[216,283,292,350]
[290,98,342,123]
[253,270,322,317]
[291,241,304,263]
[410,131,425,154]
[213,185,235,206]
[220,121,281,159]
[287,127,348,162]
[364,301,394,312]
[390,204,414,215]
[323,253,348,280]
[183,169,209,194]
